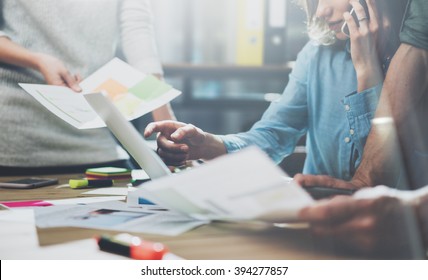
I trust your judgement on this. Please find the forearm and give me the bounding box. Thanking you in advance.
[390,45,428,188]
[201,133,227,160]
[120,0,163,75]
[355,59,384,93]
[352,44,427,188]
[351,105,402,188]
[0,37,40,70]
[416,194,428,251]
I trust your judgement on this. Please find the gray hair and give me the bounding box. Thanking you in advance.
[307,17,337,45]
[295,0,337,46]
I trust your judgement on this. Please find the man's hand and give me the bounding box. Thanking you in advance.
[293,173,365,190]
[346,0,384,92]
[144,121,210,166]
[299,194,420,257]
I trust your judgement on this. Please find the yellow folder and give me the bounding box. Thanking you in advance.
[236,0,265,66]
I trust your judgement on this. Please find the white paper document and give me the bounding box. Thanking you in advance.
[46,196,127,205]
[19,58,181,129]
[82,187,129,196]
[34,201,207,236]
[0,209,35,225]
[129,147,314,223]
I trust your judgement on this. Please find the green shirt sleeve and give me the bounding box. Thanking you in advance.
[400,0,428,50]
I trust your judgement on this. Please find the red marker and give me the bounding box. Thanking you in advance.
[96,233,168,260]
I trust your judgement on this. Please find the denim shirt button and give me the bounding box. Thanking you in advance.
[344,137,351,143]
[350,129,355,135]
[344,104,350,111]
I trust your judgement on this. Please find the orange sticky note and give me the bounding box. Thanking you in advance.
[92,79,128,100]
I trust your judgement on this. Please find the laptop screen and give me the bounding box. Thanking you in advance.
[84,92,171,180]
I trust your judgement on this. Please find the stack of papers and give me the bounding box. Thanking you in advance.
[85,167,132,180]
[28,148,314,236]
[34,201,207,236]
[128,147,315,223]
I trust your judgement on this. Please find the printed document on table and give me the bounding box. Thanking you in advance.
[128,147,315,223]
[34,201,207,236]
[19,58,181,129]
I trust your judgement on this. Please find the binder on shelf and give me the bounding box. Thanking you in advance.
[263,0,287,65]
[236,0,265,66]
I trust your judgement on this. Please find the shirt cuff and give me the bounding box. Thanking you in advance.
[343,83,383,116]
[218,135,248,153]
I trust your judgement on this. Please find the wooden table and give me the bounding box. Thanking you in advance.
[0,174,355,260]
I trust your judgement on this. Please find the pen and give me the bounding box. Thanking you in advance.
[69,179,114,189]
[96,233,168,260]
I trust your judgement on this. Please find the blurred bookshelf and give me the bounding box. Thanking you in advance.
[163,63,294,105]
[149,0,308,135]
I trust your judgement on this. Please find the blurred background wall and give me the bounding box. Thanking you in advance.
[149,0,308,136]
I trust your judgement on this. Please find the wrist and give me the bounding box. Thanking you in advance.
[355,61,383,92]
[349,178,369,189]
[351,168,374,189]
[201,133,226,160]
[28,52,45,71]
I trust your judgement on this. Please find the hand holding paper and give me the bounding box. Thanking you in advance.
[19,58,181,129]
[34,53,82,92]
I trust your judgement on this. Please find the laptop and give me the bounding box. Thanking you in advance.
[84,92,171,179]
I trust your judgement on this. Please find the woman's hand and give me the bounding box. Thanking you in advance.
[34,53,82,92]
[0,38,81,91]
[345,0,384,92]
[144,121,226,166]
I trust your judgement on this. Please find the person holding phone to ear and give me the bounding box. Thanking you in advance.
[341,0,370,37]
[145,0,407,182]
[293,0,428,257]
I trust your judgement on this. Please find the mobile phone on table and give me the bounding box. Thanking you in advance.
[303,185,356,200]
[341,0,370,37]
[0,178,58,189]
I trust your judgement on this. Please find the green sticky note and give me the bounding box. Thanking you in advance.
[128,75,172,101]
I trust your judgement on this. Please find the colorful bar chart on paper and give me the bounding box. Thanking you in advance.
[19,58,181,129]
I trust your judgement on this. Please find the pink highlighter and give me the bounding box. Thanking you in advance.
[0,200,53,208]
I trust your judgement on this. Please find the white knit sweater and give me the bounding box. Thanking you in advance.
[0,0,163,167]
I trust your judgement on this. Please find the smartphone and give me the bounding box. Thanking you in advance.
[303,185,356,200]
[0,178,58,189]
[341,0,370,37]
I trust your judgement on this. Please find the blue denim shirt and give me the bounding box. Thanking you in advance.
[220,41,382,180]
